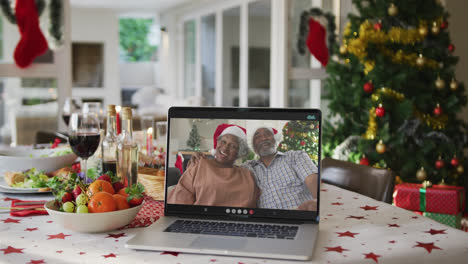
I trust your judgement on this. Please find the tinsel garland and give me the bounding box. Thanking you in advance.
[342,20,437,74]
[414,109,448,130]
[0,0,62,43]
[297,7,337,56]
[363,107,377,140]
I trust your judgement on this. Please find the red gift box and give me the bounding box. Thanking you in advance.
[393,183,465,215]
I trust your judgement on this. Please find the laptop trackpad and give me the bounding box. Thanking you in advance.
[191,236,246,250]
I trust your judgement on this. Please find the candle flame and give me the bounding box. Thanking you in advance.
[147,127,153,134]
[116,105,121,112]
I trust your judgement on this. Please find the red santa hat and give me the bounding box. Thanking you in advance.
[254,126,282,142]
[213,124,247,149]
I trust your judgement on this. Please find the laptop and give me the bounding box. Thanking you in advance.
[126,107,321,260]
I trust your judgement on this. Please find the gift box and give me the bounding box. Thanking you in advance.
[423,212,462,229]
[393,183,465,215]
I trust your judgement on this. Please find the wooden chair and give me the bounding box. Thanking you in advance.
[321,157,396,203]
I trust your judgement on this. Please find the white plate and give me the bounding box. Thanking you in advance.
[0,177,51,193]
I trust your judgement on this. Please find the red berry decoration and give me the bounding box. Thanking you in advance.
[373,22,382,31]
[360,156,370,166]
[451,157,459,167]
[440,20,448,29]
[433,104,442,116]
[363,82,374,93]
[376,104,385,117]
[448,44,455,52]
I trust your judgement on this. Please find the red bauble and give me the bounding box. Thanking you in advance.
[360,156,370,166]
[433,106,442,116]
[300,141,306,146]
[363,82,374,93]
[448,44,455,52]
[440,20,448,29]
[376,105,385,117]
[435,159,444,169]
[451,157,459,167]
[373,22,382,31]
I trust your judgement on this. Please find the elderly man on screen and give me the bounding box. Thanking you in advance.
[242,127,318,211]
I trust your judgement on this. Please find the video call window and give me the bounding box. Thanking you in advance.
[166,118,320,212]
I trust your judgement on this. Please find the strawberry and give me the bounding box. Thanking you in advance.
[113,182,125,192]
[97,174,111,183]
[62,192,73,203]
[125,183,145,207]
[72,185,83,200]
[129,197,144,207]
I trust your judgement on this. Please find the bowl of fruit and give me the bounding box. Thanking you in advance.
[44,172,145,233]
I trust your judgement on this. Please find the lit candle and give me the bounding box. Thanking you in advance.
[146,127,153,157]
[115,105,121,135]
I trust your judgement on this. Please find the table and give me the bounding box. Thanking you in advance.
[1,183,468,264]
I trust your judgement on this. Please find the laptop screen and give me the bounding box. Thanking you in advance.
[164,107,321,222]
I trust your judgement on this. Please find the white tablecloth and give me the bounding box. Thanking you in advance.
[1,183,468,264]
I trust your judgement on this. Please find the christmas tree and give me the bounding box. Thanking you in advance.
[323,0,467,185]
[278,121,320,166]
[186,124,201,151]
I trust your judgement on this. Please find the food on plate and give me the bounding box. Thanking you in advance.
[4,171,25,186]
[3,166,74,191]
[46,166,74,178]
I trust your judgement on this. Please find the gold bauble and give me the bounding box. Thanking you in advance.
[339,45,347,54]
[435,77,445,90]
[450,79,458,91]
[416,54,425,67]
[457,165,464,174]
[416,167,428,181]
[431,22,440,35]
[371,94,380,102]
[388,3,398,16]
[376,140,386,154]
[418,26,428,37]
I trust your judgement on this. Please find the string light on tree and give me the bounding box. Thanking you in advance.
[416,167,427,181]
[433,103,443,116]
[376,140,386,154]
[435,76,445,90]
[435,156,444,170]
[363,82,374,93]
[388,3,398,16]
[376,104,385,117]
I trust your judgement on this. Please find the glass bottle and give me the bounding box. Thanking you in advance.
[101,104,118,176]
[116,107,139,187]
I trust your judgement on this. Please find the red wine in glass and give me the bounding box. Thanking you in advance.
[69,133,101,159]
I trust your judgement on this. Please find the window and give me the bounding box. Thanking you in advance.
[119,18,158,62]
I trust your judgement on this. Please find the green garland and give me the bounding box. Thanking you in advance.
[0,0,62,43]
[297,7,337,56]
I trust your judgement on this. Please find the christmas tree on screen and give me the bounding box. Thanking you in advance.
[278,121,320,166]
[323,0,467,185]
[186,124,201,151]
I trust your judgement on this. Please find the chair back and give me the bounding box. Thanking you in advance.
[321,158,395,203]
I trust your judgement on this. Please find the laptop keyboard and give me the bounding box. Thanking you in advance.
[164,220,299,240]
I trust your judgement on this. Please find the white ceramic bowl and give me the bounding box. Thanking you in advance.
[0,148,77,175]
[44,200,143,233]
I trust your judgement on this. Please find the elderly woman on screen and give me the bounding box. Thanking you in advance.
[167,124,260,207]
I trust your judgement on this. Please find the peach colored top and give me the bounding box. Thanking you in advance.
[167,158,260,207]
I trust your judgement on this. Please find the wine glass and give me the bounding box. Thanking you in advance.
[82,102,105,129]
[62,97,82,126]
[68,113,101,178]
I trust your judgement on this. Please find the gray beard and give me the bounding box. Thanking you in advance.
[258,146,276,157]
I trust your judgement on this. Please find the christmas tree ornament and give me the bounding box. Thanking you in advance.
[450,78,458,91]
[438,178,447,186]
[435,76,445,90]
[418,25,428,37]
[416,167,427,181]
[457,165,464,174]
[431,22,440,35]
[433,103,442,116]
[416,54,425,67]
[375,104,385,117]
[360,155,370,166]
[339,44,347,54]
[447,44,455,52]
[363,82,374,93]
[422,180,433,188]
[440,20,448,29]
[376,140,386,154]
[450,156,459,167]
[388,3,398,16]
[371,94,380,102]
[373,21,382,31]
[435,156,444,170]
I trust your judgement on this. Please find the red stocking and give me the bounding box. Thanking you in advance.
[14,0,49,68]
[306,18,329,67]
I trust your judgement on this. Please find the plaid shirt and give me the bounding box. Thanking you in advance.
[243,151,318,209]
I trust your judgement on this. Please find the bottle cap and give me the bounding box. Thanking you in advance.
[122,107,133,120]
[107,105,116,116]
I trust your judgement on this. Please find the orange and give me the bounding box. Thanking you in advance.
[87,180,115,197]
[113,194,130,210]
[117,188,128,197]
[88,192,117,213]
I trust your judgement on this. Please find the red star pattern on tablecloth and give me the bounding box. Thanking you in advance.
[325,246,349,253]
[363,252,381,263]
[321,189,328,192]
[1,246,24,254]
[161,251,180,256]
[1,218,21,223]
[25,228,38,232]
[413,242,442,253]
[388,224,400,228]
[56,250,63,253]
[27,260,45,264]
[336,231,359,238]
[47,233,71,240]
[79,252,86,255]
[210,260,217,262]
[106,233,126,238]
[412,216,419,219]
[424,229,447,235]
[332,202,343,205]
[346,215,366,220]
[389,240,396,244]
[103,253,117,258]
[360,205,378,211]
